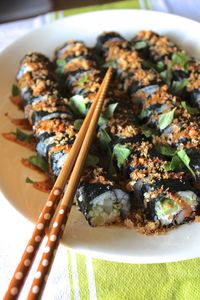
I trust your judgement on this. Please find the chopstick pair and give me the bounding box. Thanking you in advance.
[4,67,112,300]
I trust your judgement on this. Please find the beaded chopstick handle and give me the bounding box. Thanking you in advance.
[27,67,112,299]
[3,73,106,300]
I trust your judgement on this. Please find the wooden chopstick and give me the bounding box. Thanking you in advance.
[27,67,112,299]
[4,67,112,300]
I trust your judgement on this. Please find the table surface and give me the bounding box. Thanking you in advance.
[0,0,121,23]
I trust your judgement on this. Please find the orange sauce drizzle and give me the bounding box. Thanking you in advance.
[21,158,44,174]
[5,92,54,193]
[11,118,32,130]
[10,95,23,110]
[21,158,54,193]
[2,132,36,151]
[33,178,53,193]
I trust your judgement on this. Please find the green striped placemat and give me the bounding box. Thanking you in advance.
[67,251,200,300]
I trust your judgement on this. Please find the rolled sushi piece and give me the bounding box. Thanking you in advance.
[18,71,59,108]
[34,118,76,154]
[131,31,200,108]
[55,38,129,114]
[16,52,55,81]
[133,84,177,122]
[54,40,106,109]
[96,31,162,99]
[131,31,180,65]
[76,169,131,226]
[36,129,75,158]
[54,40,91,62]
[49,148,69,178]
[16,53,59,110]
[24,94,72,125]
[95,31,128,56]
[65,69,102,103]
[125,139,199,226]
[47,133,76,177]
[54,40,96,81]
[134,178,200,226]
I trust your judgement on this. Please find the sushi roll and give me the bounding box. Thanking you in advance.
[96,31,128,56]
[156,113,200,149]
[131,31,200,108]
[133,84,177,122]
[24,94,72,125]
[54,40,91,62]
[54,40,96,79]
[65,69,102,103]
[34,118,76,148]
[54,40,105,107]
[131,31,179,64]
[18,70,58,108]
[47,133,76,177]
[76,168,131,226]
[125,139,199,226]
[17,54,59,109]
[16,52,54,81]
[96,31,162,99]
[49,148,69,178]
[134,178,199,226]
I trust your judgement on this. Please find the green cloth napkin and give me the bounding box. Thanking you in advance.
[53,1,200,299]
[67,252,200,300]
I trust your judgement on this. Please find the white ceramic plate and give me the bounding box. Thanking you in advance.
[0,9,200,264]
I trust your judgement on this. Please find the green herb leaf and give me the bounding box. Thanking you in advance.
[12,84,20,96]
[140,108,152,119]
[74,119,83,130]
[86,154,99,167]
[98,115,107,126]
[95,56,105,67]
[181,101,199,115]
[176,149,196,179]
[164,148,196,179]
[158,108,176,130]
[69,95,86,116]
[160,69,172,85]
[171,52,190,69]
[103,61,118,68]
[78,73,89,86]
[12,128,33,142]
[108,154,117,176]
[155,144,176,157]
[142,60,157,70]
[98,129,111,150]
[171,79,189,95]
[103,103,118,119]
[55,59,66,75]
[156,198,179,218]
[140,124,157,137]
[28,155,48,172]
[164,155,183,172]
[133,41,148,50]
[25,177,35,184]
[156,61,165,72]
[113,144,131,168]
[98,103,118,126]
[98,129,116,175]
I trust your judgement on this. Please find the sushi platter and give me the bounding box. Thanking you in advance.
[0,10,200,263]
